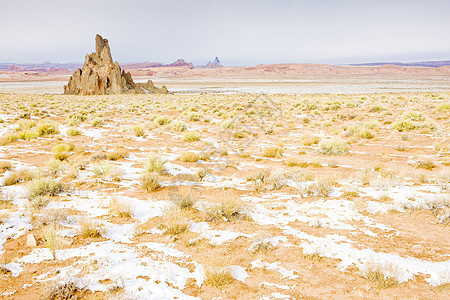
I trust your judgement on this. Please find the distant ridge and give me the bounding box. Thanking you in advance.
[350,60,450,68]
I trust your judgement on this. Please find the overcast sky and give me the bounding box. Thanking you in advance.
[1,0,449,66]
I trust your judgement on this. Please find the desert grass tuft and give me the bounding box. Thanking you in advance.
[161,206,189,235]
[43,225,59,259]
[140,172,160,192]
[416,160,436,170]
[184,131,201,142]
[318,139,348,155]
[28,195,51,210]
[108,198,132,218]
[209,194,246,221]
[180,151,200,162]
[26,177,64,199]
[142,155,166,174]
[363,264,399,288]
[204,268,234,288]
[169,185,199,209]
[263,146,283,158]
[44,279,84,300]
[66,127,81,136]
[78,218,103,238]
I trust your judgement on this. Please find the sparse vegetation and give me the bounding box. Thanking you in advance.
[318,139,348,155]
[78,218,103,238]
[209,194,246,221]
[263,146,283,158]
[26,177,64,199]
[204,267,234,288]
[184,131,201,142]
[161,206,189,235]
[142,155,166,174]
[108,198,132,218]
[140,172,160,192]
[181,151,200,162]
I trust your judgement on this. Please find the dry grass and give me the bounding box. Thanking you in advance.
[78,218,103,238]
[262,146,283,158]
[361,260,400,289]
[28,195,51,210]
[44,279,84,300]
[318,139,348,155]
[106,148,129,161]
[248,237,276,254]
[92,161,124,181]
[66,127,81,136]
[209,194,246,221]
[3,168,36,186]
[416,160,436,170]
[140,172,160,192]
[181,151,200,162]
[43,225,59,259]
[184,131,201,142]
[142,155,166,174]
[204,267,234,288]
[169,185,199,209]
[26,177,64,199]
[161,206,189,235]
[108,198,132,218]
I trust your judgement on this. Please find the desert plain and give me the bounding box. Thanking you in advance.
[0,70,449,299]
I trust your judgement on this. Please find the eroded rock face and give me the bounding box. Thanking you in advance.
[64,34,168,95]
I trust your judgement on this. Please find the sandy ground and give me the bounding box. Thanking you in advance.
[0,87,449,299]
[0,75,450,95]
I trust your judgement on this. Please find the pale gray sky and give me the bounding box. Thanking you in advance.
[1,0,449,66]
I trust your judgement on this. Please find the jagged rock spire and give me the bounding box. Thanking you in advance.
[64,34,168,95]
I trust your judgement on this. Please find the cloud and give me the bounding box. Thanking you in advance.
[1,0,449,65]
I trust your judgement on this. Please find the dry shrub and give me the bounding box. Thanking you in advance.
[142,155,166,174]
[181,152,200,162]
[44,280,84,300]
[161,206,189,235]
[78,218,103,238]
[362,260,400,288]
[43,225,59,259]
[263,146,283,158]
[184,131,201,142]
[416,160,436,170]
[28,195,51,210]
[169,185,199,209]
[108,198,132,218]
[209,194,246,221]
[204,268,234,288]
[140,172,160,192]
[27,177,64,199]
[3,168,36,186]
[318,139,348,155]
[106,148,129,161]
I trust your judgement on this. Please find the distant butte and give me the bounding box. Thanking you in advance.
[64,34,168,95]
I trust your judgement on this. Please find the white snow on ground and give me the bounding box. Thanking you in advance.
[80,127,107,140]
[283,225,450,286]
[0,211,32,254]
[189,222,251,245]
[17,241,202,299]
[251,259,299,280]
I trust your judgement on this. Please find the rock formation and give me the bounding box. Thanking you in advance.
[167,59,194,68]
[64,34,168,95]
[206,57,222,68]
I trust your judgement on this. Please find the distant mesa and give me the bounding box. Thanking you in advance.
[167,59,194,68]
[205,57,222,68]
[64,34,168,95]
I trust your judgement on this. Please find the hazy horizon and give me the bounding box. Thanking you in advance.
[1,0,449,66]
